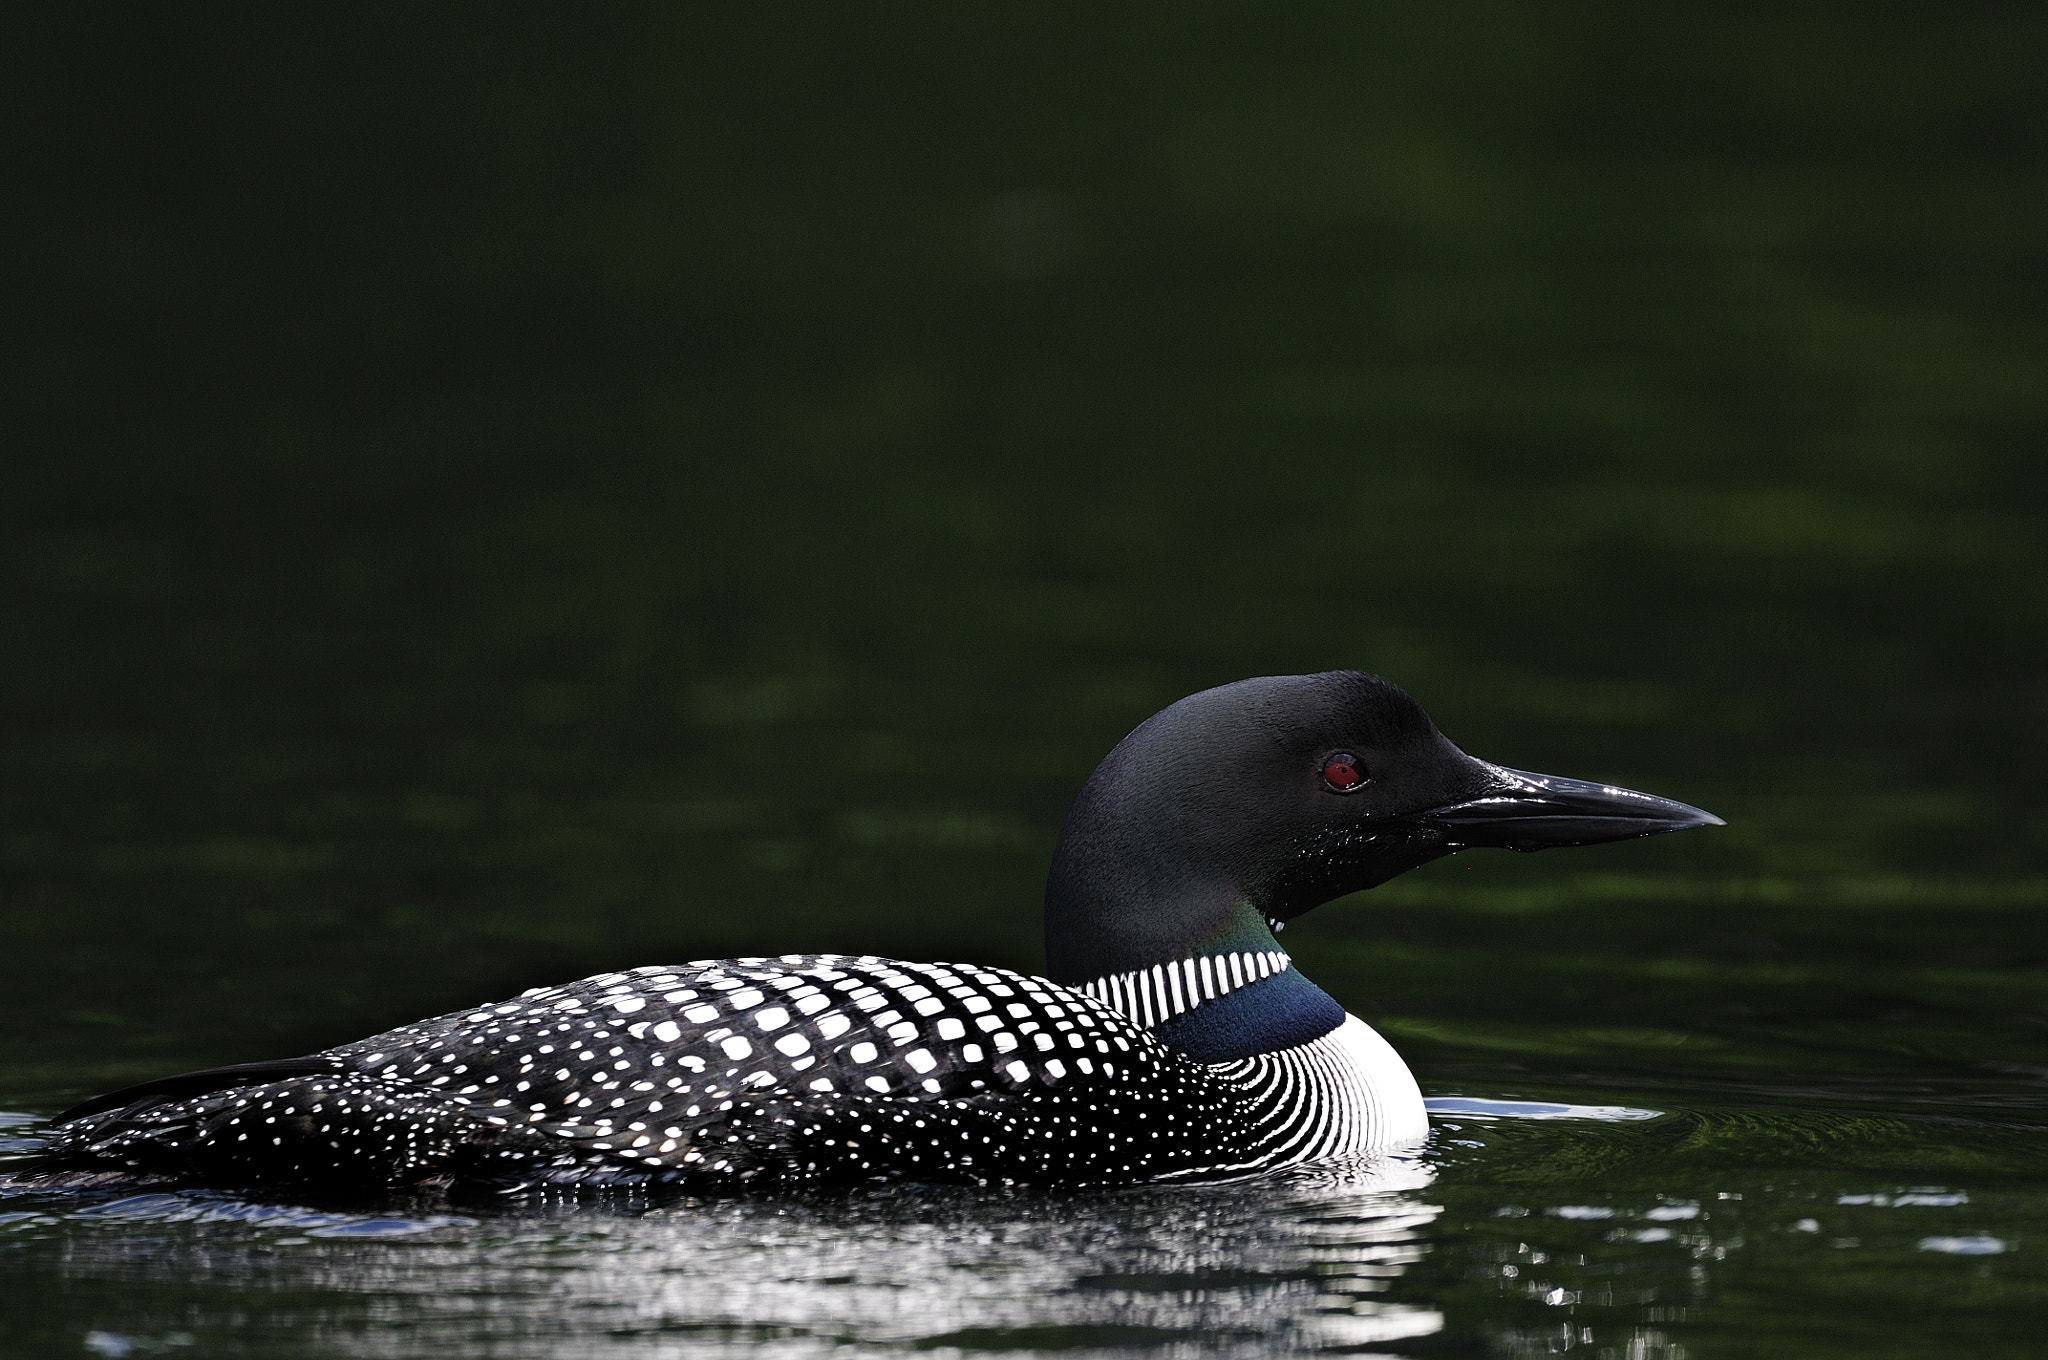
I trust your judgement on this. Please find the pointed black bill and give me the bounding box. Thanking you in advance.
[1412,766,1723,852]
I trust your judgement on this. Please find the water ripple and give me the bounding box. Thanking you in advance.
[1425,1096,1664,1122]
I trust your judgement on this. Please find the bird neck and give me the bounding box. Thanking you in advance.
[1040,716,1347,1060]
[1068,901,1346,1062]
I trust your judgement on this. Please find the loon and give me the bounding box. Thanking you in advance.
[13,672,1718,1194]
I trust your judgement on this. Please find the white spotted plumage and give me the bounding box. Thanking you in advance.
[37,953,1425,1191]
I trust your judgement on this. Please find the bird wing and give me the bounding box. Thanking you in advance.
[318,953,1148,1181]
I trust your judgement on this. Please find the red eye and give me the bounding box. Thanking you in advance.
[1322,752,1365,790]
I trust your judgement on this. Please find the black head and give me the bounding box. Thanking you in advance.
[1042,672,1720,983]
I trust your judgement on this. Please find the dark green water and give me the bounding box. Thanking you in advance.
[4,5,2048,1355]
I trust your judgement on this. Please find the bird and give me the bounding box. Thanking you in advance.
[11,672,1719,1195]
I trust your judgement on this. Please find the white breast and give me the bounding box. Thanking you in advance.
[1211,1013,1429,1169]
[1320,1013,1430,1150]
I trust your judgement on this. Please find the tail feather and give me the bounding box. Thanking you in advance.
[53,1057,352,1125]
[15,1072,564,1192]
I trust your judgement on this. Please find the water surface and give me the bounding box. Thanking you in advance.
[5,5,2047,1356]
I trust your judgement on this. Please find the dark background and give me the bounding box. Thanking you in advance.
[7,8,2048,1357]
[3,2,2045,1108]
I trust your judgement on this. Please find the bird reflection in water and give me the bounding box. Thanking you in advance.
[28,1154,1443,1355]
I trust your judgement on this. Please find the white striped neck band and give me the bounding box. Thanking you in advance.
[1074,950,1292,1030]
